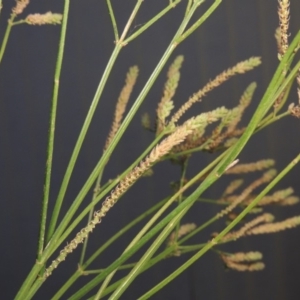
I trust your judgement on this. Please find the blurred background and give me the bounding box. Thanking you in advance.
[1,0,300,299]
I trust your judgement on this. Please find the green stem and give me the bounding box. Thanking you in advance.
[196,197,227,205]
[123,0,181,45]
[0,14,16,64]
[175,0,222,44]
[106,0,119,41]
[11,19,26,25]
[37,0,70,261]
[185,0,193,17]
[256,110,290,132]
[138,153,300,299]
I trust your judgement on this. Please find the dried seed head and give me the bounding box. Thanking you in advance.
[25,12,62,25]
[168,223,196,245]
[278,0,290,57]
[225,159,275,174]
[156,56,184,134]
[247,216,300,235]
[12,0,29,15]
[105,66,139,150]
[221,251,265,272]
[222,213,274,242]
[223,179,244,196]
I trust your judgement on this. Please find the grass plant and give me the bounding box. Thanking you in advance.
[1,0,300,299]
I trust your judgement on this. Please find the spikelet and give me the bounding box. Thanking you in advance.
[25,12,62,25]
[12,0,29,15]
[217,169,277,219]
[104,66,139,150]
[274,27,282,60]
[141,113,152,131]
[223,251,263,262]
[43,124,192,278]
[222,179,244,197]
[279,196,299,206]
[222,213,274,242]
[221,251,264,272]
[288,103,300,118]
[297,74,300,105]
[247,216,300,235]
[223,260,265,272]
[172,107,229,153]
[168,223,196,245]
[169,57,261,124]
[156,56,184,134]
[226,82,257,133]
[278,0,290,58]
[225,159,275,174]
[254,187,295,206]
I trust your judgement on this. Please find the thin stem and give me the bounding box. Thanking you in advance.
[185,0,193,17]
[123,0,181,44]
[0,14,16,64]
[174,158,189,242]
[106,0,119,41]
[11,19,26,25]
[256,110,290,132]
[175,0,222,44]
[138,153,300,299]
[37,0,70,261]
[118,0,143,42]
[196,197,227,205]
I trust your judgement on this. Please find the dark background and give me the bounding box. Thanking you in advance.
[1,0,300,299]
